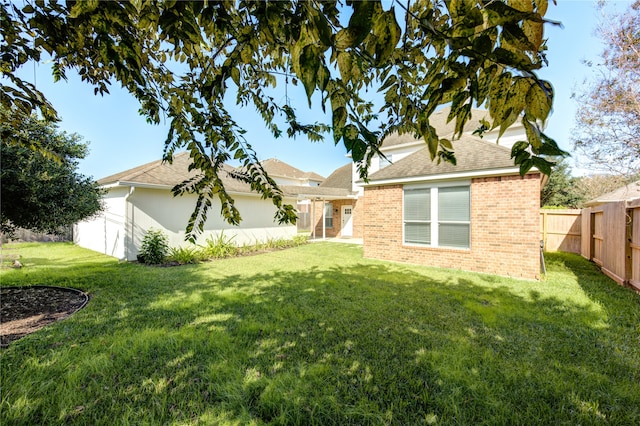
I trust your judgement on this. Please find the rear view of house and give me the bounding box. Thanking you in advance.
[316,108,542,279]
[74,153,300,260]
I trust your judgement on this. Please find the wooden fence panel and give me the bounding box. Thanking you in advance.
[630,204,640,291]
[592,202,628,284]
[581,207,592,259]
[540,209,582,254]
[592,210,604,266]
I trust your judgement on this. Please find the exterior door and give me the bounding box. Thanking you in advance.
[341,205,353,237]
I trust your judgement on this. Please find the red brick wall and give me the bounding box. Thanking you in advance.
[363,173,541,280]
[312,199,362,238]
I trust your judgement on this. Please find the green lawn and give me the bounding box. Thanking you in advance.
[1,242,639,425]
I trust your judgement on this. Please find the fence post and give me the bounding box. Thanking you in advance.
[542,210,548,251]
[626,208,634,285]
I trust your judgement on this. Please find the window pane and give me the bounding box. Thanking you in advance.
[324,202,333,218]
[439,224,470,248]
[439,186,470,221]
[405,223,430,244]
[325,218,333,228]
[404,189,430,221]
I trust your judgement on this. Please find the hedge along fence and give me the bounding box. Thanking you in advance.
[541,205,640,292]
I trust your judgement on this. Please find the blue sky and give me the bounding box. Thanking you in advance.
[13,0,630,180]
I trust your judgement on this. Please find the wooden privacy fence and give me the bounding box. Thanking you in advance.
[540,209,582,254]
[581,200,640,291]
[541,205,640,291]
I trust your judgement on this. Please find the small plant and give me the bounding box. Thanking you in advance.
[138,229,169,265]
[168,245,203,264]
[292,234,309,246]
[201,232,238,259]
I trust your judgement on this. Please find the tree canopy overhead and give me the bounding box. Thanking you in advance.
[1,0,564,241]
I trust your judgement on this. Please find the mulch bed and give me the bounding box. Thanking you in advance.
[0,286,89,347]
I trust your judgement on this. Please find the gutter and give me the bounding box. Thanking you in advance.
[360,167,536,186]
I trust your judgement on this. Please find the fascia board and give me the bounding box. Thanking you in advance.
[361,167,534,186]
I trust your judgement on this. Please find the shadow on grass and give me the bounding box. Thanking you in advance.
[1,246,639,425]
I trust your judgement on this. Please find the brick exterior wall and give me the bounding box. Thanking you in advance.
[312,199,363,238]
[363,173,541,280]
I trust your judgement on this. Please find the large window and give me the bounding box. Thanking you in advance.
[403,184,470,249]
[324,202,333,228]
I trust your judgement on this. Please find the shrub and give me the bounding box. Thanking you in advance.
[201,232,238,259]
[168,245,203,264]
[292,234,309,246]
[138,229,169,265]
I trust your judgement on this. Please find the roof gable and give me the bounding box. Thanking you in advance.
[260,158,324,181]
[586,180,640,205]
[381,107,494,149]
[98,152,254,193]
[320,163,352,190]
[369,135,517,182]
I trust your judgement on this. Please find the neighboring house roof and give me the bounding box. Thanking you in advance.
[97,152,346,199]
[281,185,356,199]
[98,152,198,188]
[320,163,353,190]
[98,152,259,195]
[367,134,520,184]
[260,158,325,182]
[585,180,640,206]
[381,107,494,149]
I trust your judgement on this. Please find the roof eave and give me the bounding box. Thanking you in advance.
[361,167,533,186]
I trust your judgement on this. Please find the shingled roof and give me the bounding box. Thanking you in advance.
[585,180,640,206]
[260,158,325,182]
[381,107,493,149]
[98,152,256,194]
[368,134,518,183]
[97,152,348,198]
[320,163,353,190]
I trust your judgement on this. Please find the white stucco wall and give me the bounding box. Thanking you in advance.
[77,186,297,261]
[74,186,129,259]
[127,188,297,260]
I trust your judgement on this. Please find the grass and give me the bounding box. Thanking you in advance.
[1,242,639,425]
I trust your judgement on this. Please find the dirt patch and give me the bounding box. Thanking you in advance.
[0,286,89,347]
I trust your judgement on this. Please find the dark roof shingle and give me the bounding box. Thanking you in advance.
[381,107,493,149]
[260,158,324,181]
[98,152,254,194]
[369,135,517,182]
[320,163,353,190]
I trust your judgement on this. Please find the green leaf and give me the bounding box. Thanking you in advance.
[298,45,321,105]
[418,114,438,161]
[372,9,401,64]
[525,80,553,121]
[337,52,353,82]
[522,117,542,150]
[230,67,240,86]
[488,72,512,126]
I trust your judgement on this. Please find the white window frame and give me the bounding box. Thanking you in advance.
[402,180,471,250]
[324,202,334,228]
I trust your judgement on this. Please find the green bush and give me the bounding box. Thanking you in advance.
[201,232,238,259]
[168,245,203,264]
[292,234,309,246]
[138,229,169,265]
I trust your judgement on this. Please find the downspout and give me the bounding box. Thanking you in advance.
[124,186,136,261]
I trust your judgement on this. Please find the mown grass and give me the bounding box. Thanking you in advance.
[1,242,639,425]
